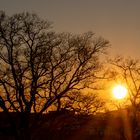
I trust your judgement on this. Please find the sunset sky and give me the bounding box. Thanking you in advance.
[1,0,140,58]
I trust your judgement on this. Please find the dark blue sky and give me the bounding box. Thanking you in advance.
[1,0,140,58]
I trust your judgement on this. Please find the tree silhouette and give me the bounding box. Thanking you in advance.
[57,91,105,115]
[0,11,109,140]
[109,56,140,139]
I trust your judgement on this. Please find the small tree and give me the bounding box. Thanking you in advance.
[0,11,109,140]
[59,91,105,115]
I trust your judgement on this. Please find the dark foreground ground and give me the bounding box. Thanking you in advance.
[0,110,140,140]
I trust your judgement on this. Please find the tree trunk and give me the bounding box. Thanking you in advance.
[18,112,31,140]
[57,98,61,112]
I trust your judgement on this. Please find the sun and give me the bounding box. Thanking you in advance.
[112,85,127,99]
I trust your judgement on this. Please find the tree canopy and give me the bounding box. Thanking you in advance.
[0,11,109,140]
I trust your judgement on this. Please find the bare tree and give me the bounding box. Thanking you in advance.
[59,91,105,115]
[109,57,140,110]
[109,56,140,138]
[0,11,109,140]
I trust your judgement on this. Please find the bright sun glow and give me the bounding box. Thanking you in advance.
[113,85,127,99]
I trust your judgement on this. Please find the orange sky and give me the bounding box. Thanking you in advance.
[1,0,140,58]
